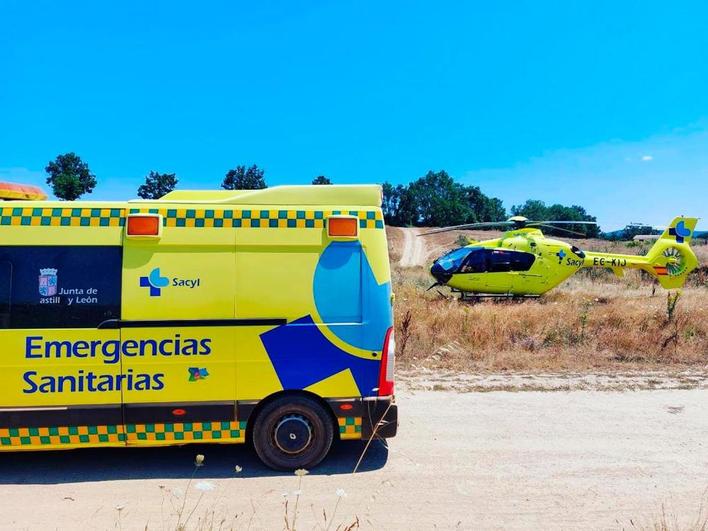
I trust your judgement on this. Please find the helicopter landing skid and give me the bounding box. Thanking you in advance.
[451,289,541,303]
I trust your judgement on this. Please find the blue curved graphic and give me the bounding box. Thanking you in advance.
[258,241,392,396]
[149,268,170,288]
[140,267,170,297]
[260,315,379,394]
[313,241,392,352]
[669,220,691,243]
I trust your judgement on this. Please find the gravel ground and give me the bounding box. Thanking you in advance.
[1,384,707,530]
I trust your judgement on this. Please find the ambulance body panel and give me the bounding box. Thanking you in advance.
[0,185,397,469]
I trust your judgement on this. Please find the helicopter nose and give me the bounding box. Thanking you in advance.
[430,261,452,284]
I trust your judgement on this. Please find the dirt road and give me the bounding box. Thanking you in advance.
[399,227,427,267]
[1,386,707,530]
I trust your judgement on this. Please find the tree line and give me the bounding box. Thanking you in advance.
[42,152,599,236]
[43,153,329,201]
[510,199,600,237]
[382,170,506,226]
[380,170,599,236]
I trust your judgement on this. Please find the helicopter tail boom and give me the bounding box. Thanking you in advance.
[581,217,699,289]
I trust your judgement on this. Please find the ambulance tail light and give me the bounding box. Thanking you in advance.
[378,326,395,396]
[328,216,358,238]
[126,214,162,237]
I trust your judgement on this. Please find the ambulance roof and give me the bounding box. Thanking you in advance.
[0,185,383,209]
[153,184,382,207]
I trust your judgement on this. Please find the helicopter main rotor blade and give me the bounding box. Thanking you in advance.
[418,221,512,236]
[527,220,598,225]
[533,223,588,236]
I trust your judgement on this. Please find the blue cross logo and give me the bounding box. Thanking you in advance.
[139,267,169,297]
[668,220,691,243]
[556,249,566,263]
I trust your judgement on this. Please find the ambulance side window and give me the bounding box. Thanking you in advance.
[0,246,122,329]
[0,261,11,329]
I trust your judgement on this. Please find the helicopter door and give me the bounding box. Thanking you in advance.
[511,250,544,291]
[488,250,537,292]
[485,250,517,292]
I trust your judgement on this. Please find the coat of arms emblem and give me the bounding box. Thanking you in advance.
[39,268,58,296]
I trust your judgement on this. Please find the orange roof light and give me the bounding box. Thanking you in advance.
[0,181,47,201]
[328,216,358,238]
[127,215,161,236]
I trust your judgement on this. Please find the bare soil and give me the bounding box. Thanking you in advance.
[1,381,707,530]
[398,227,426,268]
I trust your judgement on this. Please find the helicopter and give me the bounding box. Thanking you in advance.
[422,216,699,298]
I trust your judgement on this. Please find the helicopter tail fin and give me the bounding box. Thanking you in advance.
[644,217,699,289]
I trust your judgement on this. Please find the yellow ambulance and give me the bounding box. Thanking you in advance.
[0,185,397,470]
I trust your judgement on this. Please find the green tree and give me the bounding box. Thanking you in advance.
[382,182,415,225]
[312,175,331,185]
[381,173,506,227]
[482,196,507,222]
[45,152,97,200]
[511,199,600,237]
[408,170,470,226]
[396,185,418,226]
[381,182,399,223]
[607,224,658,240]
[137,171,178,199]
[511,199,547,221]
[221,164,266,190]
[461,185,507,224]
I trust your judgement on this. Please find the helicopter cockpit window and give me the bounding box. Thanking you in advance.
[436,247,536,274]
[435,247,476,272]
[459,248,487,273]
[512,251,536,271]
[459,249,536,273]
[489,250,536,272]
[487,250,513,272]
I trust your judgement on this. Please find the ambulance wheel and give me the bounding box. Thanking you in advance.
[252,396,335,471]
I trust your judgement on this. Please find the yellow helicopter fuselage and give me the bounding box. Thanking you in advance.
[444,230,579,295]
[432,217,698,296]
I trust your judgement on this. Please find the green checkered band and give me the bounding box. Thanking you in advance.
[0,207,125,227]
[0,424,124,446]
[129,208,385,229]
[0,420,247,447]
[0,206,385,230]
[125,420,247,442]
[338,416,363,439]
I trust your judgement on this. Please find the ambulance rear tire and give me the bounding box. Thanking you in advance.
[252,396,335,471]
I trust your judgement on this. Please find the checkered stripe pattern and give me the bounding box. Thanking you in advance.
[0,421,247,447]
[0,207,124,227]
[338,416,362,440]
[125,421,247,442]
[0,207,385,229]
[0,424,125,446]
[130,208,385,229]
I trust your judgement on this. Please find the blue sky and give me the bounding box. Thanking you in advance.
[1,0,706,230]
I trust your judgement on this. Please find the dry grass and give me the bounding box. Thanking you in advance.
[630,491,708,531]
[389,228,708,373]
